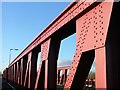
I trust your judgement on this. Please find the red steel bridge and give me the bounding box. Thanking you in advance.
[3,0,120,89]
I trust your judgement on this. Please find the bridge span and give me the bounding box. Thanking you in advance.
[3,0,120,89]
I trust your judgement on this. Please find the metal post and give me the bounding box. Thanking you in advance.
[9,49,18,64]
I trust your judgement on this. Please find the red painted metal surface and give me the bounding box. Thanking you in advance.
[3,0,120,89]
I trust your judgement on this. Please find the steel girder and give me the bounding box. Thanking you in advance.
[3,0,120,89]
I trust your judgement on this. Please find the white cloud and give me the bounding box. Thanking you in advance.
[57,59,72,67]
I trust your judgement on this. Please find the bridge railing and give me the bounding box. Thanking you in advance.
[57,66,70,85]
[57,66,95,88]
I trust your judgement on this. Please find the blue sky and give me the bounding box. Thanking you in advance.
[1,2,95,73]
[1,2,78,72]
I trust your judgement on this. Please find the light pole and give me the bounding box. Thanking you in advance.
[9,49,18,64]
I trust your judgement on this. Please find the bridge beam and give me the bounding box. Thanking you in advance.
[3,0,120,89]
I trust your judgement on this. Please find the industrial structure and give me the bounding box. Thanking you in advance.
[3,0,120,89]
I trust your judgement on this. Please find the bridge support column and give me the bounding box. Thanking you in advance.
[59,69,67,85]
[20,58,23,86]
[105,2,120,88]
[64,49,95,89]
[64,1,115,89]
[15,63,17,83]
[11,66,13,82]
[24,52,33,88]
[15,61,19,84]
[95,47,106,88]
[57,70,60,84]
[17,61,21,84]
[35,38,61,89]
[13,64,16,83]
[47,38,61,89]
[21,56,28,86]
[60,70,65,85]
[28,50,38,88]
[35,39,51,89]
